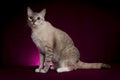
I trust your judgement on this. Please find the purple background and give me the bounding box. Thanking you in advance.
[1,0,120,66]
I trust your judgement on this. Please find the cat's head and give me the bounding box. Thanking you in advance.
[27,7,46,28]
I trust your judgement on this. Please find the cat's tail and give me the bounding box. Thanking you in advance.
[76,60,111,69]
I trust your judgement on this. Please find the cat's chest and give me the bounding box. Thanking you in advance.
[31,32,46,45]
[31,33,45,53]
[31,30,53,51]
[31,31,50,42]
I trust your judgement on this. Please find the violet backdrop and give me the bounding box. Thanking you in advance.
[1,0,120,66]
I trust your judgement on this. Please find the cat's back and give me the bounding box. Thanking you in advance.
[55,28,73,42]
[54,27,74,51]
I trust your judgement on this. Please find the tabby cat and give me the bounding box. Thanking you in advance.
[27,7,110,73]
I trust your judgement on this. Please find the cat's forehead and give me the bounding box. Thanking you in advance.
[31,12,42,17]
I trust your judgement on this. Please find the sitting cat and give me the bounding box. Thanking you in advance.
[27,7,110,73]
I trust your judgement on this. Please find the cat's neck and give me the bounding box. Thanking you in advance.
[31,21,54,33]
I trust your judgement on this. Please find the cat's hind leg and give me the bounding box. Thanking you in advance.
[56,60,74,73]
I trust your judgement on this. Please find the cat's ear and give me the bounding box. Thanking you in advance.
[27,7,33,16]
[39,9,46,17]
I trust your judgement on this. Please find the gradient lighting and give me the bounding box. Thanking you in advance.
[2,3,119,66]
[3,17,40,66]
[3,20,53,66]
[27,49,39,66]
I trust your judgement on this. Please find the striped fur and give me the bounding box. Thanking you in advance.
[27,7,110,73]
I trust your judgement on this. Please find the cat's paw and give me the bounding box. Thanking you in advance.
[35,68,40,73]
[35,68,47,73]
[50,66,55,70]
[57,67,70,73]
[40,69,47,73]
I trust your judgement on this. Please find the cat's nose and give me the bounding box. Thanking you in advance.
[32,19,36,23]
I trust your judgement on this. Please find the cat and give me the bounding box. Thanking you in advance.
[27,7,110,73]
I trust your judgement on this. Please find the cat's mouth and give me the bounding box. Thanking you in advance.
[30,21,37,27]
[29,22,37,28]
[32,23,36,27]
[31,21,36,25]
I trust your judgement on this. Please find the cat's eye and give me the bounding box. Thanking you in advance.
[29,16,33,19]
[37,17,40,20]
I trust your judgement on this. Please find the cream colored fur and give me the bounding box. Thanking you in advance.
[27,7,110,73]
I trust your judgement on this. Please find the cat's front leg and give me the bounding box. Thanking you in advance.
[35,53,44,73]
[40,46,53,73]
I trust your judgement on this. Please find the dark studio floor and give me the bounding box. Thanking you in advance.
[0,64,120,80]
